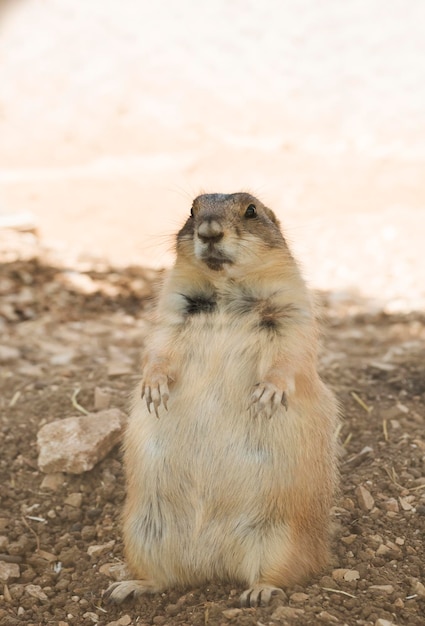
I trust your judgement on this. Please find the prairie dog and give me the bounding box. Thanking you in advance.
[107,193,339,607]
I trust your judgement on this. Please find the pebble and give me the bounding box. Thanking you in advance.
[99,562,128,581]
[370,584,395,594]
[375,619,395,626]
[332,568,349,582]
[81,525,97,541]
[40,472,66,491]
[105,616,132,626]
[356,485,375,511]
[0,561,20,582]
[290,592,309,603]
[344,569,360,582]
[87,540,115,557]
[413,580,425,597]
[222,608,242,619]
[0,535,8,550]
[383,498,399,512]
[25,584,48,600]
[37,408,126,474]
[318,611,339,622]
[398,496,413,511]
[332,568,360,582]
[64,493,83,508]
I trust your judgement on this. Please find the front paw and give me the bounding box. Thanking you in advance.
[141,373,170,418]
[249,382,288,418]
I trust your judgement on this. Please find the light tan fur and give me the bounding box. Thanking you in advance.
[106,193,339,607]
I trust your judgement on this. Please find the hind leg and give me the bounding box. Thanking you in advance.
[239,525,330,607]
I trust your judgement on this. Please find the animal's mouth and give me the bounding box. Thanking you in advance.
[202,253,232,271]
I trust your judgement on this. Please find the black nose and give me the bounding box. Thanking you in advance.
[197,220,224,244]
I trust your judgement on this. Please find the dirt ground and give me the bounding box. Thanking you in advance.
[0,231,424,626]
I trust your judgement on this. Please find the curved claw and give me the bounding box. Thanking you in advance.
[240,584,285,607]
[140,377,170,418]
[249,382,288,418]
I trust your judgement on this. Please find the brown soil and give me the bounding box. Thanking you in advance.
[0,233,424,626]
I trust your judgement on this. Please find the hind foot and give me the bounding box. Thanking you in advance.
[240,584,286,607]
[104,579,162,603]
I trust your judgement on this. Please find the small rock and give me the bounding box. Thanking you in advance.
[318,611,339,622]
[395,537,405,546]
[368,534,383,545]
[222,609,242,619]
[94,387,112,410]
[383,498,399,513]
[290,592,309,603]
[356,485,375,511]
[99,562,129,581]
[82,612,99,623]
[376,544,391,556]
[65,493,83,508]
[344,569,360,582]
[0,535,8,550]
[40,472,66,491]
[398,496,413,511]
[393,597,404,608]
[105,617,132,626]
[375,620,394,626]
[0,562,20,582]
[332,568,349,582]
[413,580,425,597]
[370,585,394,594]
[341,534,357,545]
[272,606,304,619]
[87,540,115,558]
[342,497,355,511]
[37,549,56,562]
[25,584,48,600]
[37,409,127,474]
[386,541,402,554]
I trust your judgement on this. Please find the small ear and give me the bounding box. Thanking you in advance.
[264,207,280,227]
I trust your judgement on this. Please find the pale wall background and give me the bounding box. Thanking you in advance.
[1,0,424,309]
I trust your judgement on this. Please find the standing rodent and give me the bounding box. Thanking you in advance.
[106,192,339,607]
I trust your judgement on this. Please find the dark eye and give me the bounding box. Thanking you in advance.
[245,204,257,218]
[190,207,194,217]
